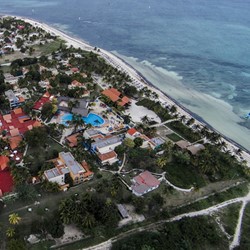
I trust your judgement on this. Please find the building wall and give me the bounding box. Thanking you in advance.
[101,156,118,165]
[45,173,65,186]
[97,141,122,154]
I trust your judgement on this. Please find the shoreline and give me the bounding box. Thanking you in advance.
[2,15,250,166]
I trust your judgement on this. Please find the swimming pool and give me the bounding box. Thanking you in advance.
[61,113,105,127]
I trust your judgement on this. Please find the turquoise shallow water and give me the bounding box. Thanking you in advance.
[61,113,104,127]
[0,0,250,148]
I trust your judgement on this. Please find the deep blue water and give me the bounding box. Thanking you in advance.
[1,0,250,146]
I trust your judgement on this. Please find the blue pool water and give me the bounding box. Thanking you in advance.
[61,113,105,127]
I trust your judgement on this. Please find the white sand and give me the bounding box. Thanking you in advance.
[10,15,250,167]
[125,100,161,123]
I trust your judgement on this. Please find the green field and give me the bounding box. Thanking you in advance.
[166,133,182,142]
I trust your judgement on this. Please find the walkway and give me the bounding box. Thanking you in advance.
[148,118,178,128]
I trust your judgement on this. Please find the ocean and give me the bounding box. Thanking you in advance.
[0,0,250,149]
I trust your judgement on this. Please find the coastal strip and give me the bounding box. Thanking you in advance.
[3,15,250,168]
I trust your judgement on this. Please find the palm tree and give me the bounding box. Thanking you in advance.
[10,166,30,185]
[82,212,96,229]
[157,157,168,168]
[9,213,21,225]
[179,115,186,123]
[162,141,174,155]
[141,115,149,124]
[236,148,242,156]
[70,114,85,132]
[6,227,15,238]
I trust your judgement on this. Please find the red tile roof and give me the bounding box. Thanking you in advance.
[71,67,79,73]
[102,89,120,102]
[134,171,160,187]
[127,128,138,136]
[13,108,22,115]
[109,88,121,96]
[0,170,14,195]
[101,88,130,106]
[0,156,10,171]
[118,96,130,106]
[81,161,94,178]
[66,133,79,147]
[9,135,23,150]
[71,80,84,87]
[97,151,117,162]
[33,92,51,110]
[0,108,42,137]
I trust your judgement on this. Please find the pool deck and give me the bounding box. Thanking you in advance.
[50,100,125,133]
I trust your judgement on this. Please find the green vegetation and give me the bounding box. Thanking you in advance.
[238,203,250,249]
[167,120,201,143]
[218,203,241,236]
[166,161,206,188]
[33,39,66,55]
[112,217,227,250]
[24,127,64,175]
[166,132,182,142]
[173,182,248,216]
[136,98,172,122]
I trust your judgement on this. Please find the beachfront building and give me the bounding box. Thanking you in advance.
[131,171,161,196]
[187,144,205,155]
[175,140,205,155]
[175,140,190,150]
[43,152,94,189]
[101,87,131,107]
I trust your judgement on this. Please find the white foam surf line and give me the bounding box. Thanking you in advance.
[115,54,250,150]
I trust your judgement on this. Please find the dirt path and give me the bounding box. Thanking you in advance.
[229,190,250,249]
[81,188,250,250]
[163,179,245,208]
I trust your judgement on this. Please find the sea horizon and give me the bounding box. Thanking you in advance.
[0,0,249,149]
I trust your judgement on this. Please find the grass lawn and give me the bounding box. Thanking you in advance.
[0,51,26,64]
[26,137,65,159]
[166,133,182,142]
[33,39,66,56]
[166,121,201,143]
[166,162,206,189]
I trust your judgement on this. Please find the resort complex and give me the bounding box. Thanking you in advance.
[0,16,250,250]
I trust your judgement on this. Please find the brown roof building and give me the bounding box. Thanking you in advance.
[175,140,190,149]
[187,144,205,155]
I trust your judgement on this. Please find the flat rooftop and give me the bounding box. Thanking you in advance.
[92,135,123,149]
[59,152,85,175]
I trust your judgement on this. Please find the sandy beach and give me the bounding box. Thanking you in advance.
[6,15,250,168]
